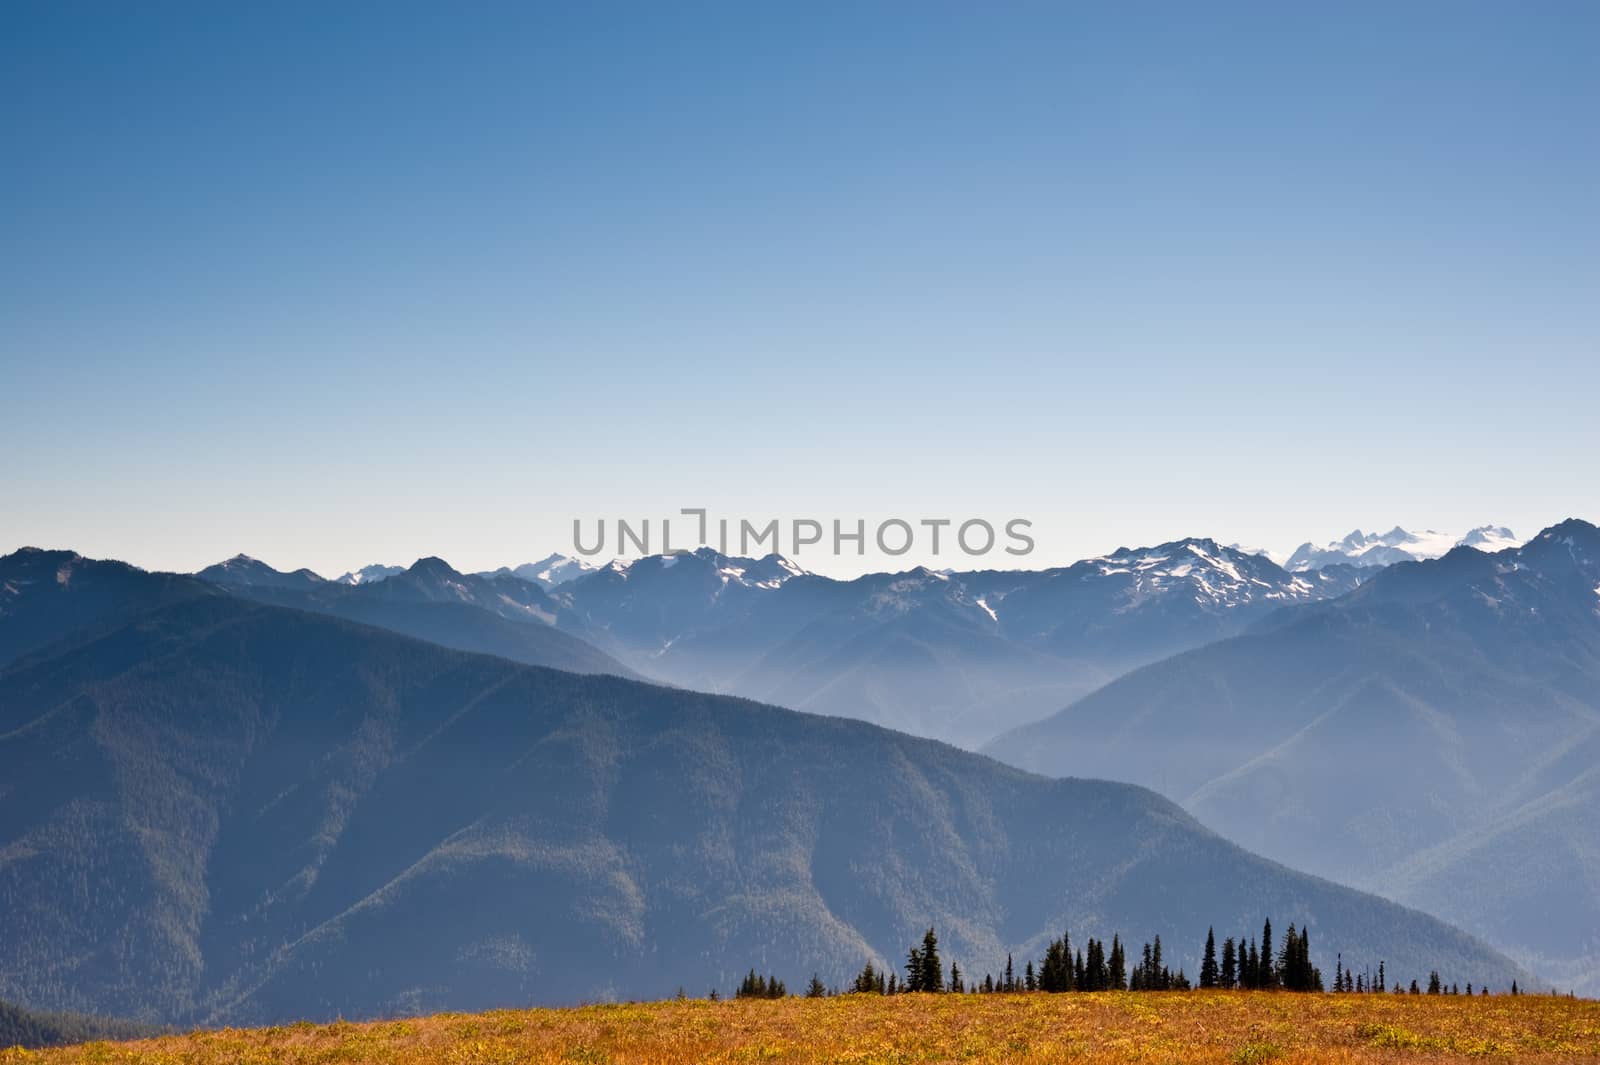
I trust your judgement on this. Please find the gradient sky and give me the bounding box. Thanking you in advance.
[3,1,1597,578]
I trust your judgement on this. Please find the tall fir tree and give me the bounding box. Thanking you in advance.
[919,928,944,993]
[1200,928,1218,989]
[1260,919,1276,990]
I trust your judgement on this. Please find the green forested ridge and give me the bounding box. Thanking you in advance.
[0,593,1524,1025]
[0,997,157,1049]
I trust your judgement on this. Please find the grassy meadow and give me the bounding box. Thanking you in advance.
[4,992,1598,1065]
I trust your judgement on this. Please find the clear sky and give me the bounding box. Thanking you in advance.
[3,1,1597,578]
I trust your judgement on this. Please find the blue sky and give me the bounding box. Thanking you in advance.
[3,1,1597,577]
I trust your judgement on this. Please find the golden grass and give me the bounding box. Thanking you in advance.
[6,992,1599,1065]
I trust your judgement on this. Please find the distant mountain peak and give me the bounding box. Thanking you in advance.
[196,555,325,589]
[585,547,807,591]
[335,563,403,586]
[487,553,599,589]
[1458,526,1520,552]
[406,556,461,579]
[1285,525,1523,572]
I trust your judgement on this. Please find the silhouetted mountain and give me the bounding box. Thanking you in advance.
[555,540,1367,747]
[0,596,1521,1024]
[0,548,215,667]
[985,519,1600,993]
[197,554,327,590]
[194,555,634,678]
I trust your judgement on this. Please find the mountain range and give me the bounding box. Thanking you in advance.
[190,553,635,680]
[1283,526,1522,571]
[0,572,1524,1024]
[986,519,1600,994]
[501,541,1367,748]
[207,527,1528,749]
[182,540,1373,749]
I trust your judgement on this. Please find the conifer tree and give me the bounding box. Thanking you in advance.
[950,963,964,994]
[919,928,944,993]
[1221,937,1237,990]
[1278,922,1296,988]
[905,947,923,993]
[807,975,826,998]
[1039,935,1068,992]
[1024,960,1037,992]
[1110,935,1127,991]
[1200,928,1218,989]
[1004,954,1015,993]
[1259,919,1276,990]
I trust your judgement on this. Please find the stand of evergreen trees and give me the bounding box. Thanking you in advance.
[0,998,159,1051]
[733,916,1517,1001]
[735,970,787,999]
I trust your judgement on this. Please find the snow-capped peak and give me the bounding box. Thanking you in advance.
[500,553,599,589]
[335,563,403,586]
[593,548,806,591]
[1066,537,1361,612]
[1285,526,1524,571]
[1457,526,1521,554]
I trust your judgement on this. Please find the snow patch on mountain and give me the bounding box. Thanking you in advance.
[478,553,601,589]
[1076,538,1354,613]
[335,564,403,586]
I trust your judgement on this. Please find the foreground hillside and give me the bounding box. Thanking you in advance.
[9,994,1598,1064]
[0,595,1522,1024]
